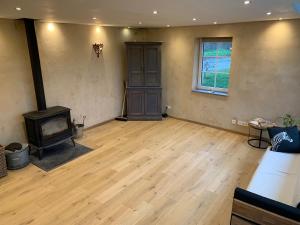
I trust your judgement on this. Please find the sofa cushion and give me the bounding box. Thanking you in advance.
[247,170,298,206]
[257,148,300,175]
[247,149,300,206]
[293,172,300,207]
[268,126,300,153]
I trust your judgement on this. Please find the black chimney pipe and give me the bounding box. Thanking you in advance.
[24,19,47,111]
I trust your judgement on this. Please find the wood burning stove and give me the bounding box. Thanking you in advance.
[23,19,75,159]
[23,106,75,159]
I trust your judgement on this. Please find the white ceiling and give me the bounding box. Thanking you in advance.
[0,0,299,27]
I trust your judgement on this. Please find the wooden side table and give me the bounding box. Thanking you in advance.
[248,123,271,149]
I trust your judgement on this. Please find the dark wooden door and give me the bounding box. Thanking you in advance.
[144,45,161,87]
[127,89,145,116]
[127,45,144,86]
[145,88,161,117]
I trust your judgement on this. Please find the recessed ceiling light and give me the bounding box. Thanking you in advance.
[166,25,170,27]
[193,18,197,21]
[138,21,142,25]
[244,0,251,5]
[266,12,272,16]
[279,17,283,20]
[213,21,217,24]
[16,7,22,11]
[153,10,158,14]
[92,17,97,20]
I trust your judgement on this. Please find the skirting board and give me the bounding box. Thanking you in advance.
[84,118,115,131]
[169,116,248,137]
[84,116,248,137]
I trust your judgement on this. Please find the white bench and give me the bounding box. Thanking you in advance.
[247,147,300,207]
[231,147,300,225]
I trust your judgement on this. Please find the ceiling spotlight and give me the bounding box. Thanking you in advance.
[193,18,197,21]
[213,21,217,24]
[138,21,142,25]
[266,12,272,16]
[279,17,283,20]
[244,0,251,5]
[92,17,97,20]
[16,7,22,11]
[166,24,170,27]
[153,10,158,14]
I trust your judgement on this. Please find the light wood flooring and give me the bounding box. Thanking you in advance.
[0,118,264,225]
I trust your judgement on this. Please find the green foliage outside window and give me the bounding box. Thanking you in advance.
[200,40,232,90]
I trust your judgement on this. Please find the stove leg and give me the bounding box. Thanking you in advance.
[38,148,43,160]
[28,145,32,155]
[71,138,76,147]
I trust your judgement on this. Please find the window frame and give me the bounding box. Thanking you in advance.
[197,38,232,94]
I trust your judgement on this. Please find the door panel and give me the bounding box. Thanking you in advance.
[127,89,145,116]
[145,89,161,116]
[144,45,161,86]
[127,46,144,86]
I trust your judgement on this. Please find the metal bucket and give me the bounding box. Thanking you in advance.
[5,144,30,170]
[74,124,84,139]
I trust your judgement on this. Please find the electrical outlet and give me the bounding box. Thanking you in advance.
[237,120,248,127]
[232,119,237,125]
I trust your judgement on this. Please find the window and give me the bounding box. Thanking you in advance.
[197,38,232,94]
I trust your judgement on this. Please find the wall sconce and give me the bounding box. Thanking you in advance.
[93,43,104,58]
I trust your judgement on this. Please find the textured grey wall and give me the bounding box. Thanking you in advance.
[0,20,36,144]
[142,19,300,133]
[0,19,140,144]
[1,18,299,144]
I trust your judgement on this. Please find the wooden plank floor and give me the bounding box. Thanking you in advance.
[0,118,264,225]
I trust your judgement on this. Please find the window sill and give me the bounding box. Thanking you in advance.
[192,89,228,96]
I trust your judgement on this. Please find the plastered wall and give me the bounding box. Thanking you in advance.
[0,19,140,144]
[142,19,300,133]
[1,18,300,144]
[0,19,35,144]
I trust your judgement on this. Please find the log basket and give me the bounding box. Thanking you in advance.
[0,145,7,178]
